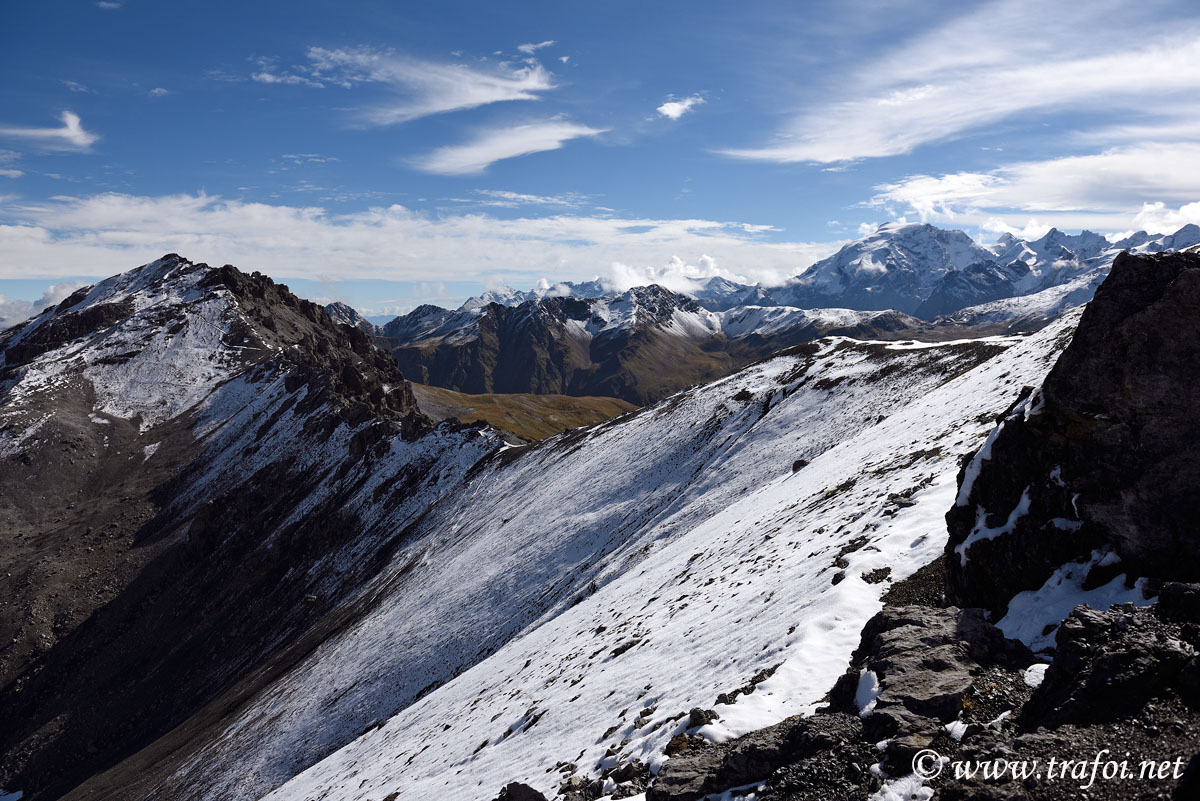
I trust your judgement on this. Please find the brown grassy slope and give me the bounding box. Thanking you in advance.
[409,383,637,442]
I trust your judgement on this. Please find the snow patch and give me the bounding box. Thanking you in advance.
[955,486,1032,566]
[856,670,882,718]
[996,550,1153,653]
[1023,663,1049,688]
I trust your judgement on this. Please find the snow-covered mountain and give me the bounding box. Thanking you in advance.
[0,255,500,800]
[435,223,1200,326]
[767,222,998,313]
[460,278,615,312]
[4,250,1198,801]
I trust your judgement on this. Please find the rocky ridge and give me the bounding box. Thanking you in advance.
[0,255,500,801]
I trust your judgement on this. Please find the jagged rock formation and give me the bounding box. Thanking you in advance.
[324,300,379,335]
[0,256,499,801]
[945,250,1200,619]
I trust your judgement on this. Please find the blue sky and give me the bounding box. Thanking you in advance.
[2,0,1199,321]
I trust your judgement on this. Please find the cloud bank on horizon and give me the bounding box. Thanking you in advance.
[1,0,1198,312]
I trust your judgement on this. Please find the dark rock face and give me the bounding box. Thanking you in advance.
[202,263,428,435]
[493,782,548,801]
[936,597,1200,801]
[914,259,1031,319]
[1,297,135,367]
[1025,590,1200,728]
[945,250,1200,617]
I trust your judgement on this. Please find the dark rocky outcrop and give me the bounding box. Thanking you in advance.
[647,712,878,801]
[1,297,135,367]
[914,259,1031,319]
[493,782,548,801]
[826,606,1032,741]
[946,250,1200,617]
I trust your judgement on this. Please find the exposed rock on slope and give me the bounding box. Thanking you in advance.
[946,250,1200,619]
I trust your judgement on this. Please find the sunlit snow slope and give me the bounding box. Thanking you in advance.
[154,311,1080,801]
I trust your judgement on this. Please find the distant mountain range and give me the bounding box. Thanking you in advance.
[355,222,1200,404]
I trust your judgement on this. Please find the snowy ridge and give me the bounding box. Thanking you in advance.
[158,311,1079,801]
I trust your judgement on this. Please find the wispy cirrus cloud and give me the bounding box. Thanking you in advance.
[656,94,705,120]
[453,189,592,208]
[0,191,837,287]
[412,120,607,175]
[252,46,557,126]
[723,0,1200,164]
[0,111,99,152]
[0,150,21,178]
[869,143,1200,233]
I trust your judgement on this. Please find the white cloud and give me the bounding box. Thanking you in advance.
[97,1,121,8]
[269,46,557,126]
[656,94,705,120]
[62,80,91,93]
[251,57,326,88]
[723,1,1200,163]
[868,143,1200,233]
[1132,201,1200,234]
[0,111,99,152]
[609,254,748,293]
[0,192,839,288]
[149,87,171,96]
[0,280,91,330]
[460,189,590,208]
[517,41,555,55]
[412,120,607,175]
